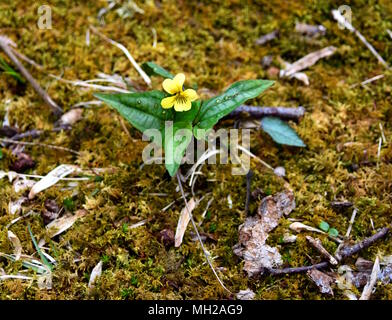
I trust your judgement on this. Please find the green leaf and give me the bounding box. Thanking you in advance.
[163,121,193,176]
[94,91,173,139]
[261,117,306,147]
[27,224,53,271]
[319,221,330,232]
[194,79,274,136]
[63,197,75,211]
[328,228,339,237]
[0,148,3,159]
[141,61,174,79]
[0,56,24,83]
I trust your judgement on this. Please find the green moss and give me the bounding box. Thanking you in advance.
[0,0,391,300]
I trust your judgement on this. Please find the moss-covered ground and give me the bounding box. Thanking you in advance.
[0,0,391,299]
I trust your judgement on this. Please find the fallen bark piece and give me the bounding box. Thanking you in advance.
[28,164,75,199]
[174,197,197,247]
[359,256,380,300]
[46,209,87,238]
[307,268,334,295]
[306,236,338,265]
[236,289,255,300]
[280,46,336,78]
[234,190,296,276]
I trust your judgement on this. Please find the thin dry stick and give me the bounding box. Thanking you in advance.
[0,137,80,155]
[350,74,385,88]
[226,105,305,121]
[269,226,390,275]
[345,208,357,238]
[176,172,232,294]
[332,10,389,68]
[0,36,63,116]
[89,26,151,86]
[9,46,44,70]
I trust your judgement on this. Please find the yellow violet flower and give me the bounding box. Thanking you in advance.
[161,73,198,112]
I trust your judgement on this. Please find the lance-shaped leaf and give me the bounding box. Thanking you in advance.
[94,91,173,137]
[194,79,274,135]
[163,121,193,177]
[261,116,306,147]
[141,61,174,79]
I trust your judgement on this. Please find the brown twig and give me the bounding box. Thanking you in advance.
[337,227,390,260]
[268,262,329,275]
[226,105,305,121]
[0,137,80,155]
[0,36,63,117]
[268,226,390,275]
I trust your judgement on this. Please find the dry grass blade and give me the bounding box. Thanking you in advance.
[176,173,232,294]
[175,197,197,247]
[28,164,76,199]
[359,256,380,300]
[7,230,22,260]
[88,261,103,289]
[281,46,336,77]
[90,26,151,86]
[0,138,80,155]
[46,209,87,238]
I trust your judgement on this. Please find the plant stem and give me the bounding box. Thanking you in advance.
[176,172,232,294]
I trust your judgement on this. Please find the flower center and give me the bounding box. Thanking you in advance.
[175,92,187,104]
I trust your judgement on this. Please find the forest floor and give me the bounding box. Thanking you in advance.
[0,0,391,299]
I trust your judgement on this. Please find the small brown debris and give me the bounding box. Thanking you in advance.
[41,199,60,225]
[0,125,18,137]
[236,289,255,300]
[295,23,326,38]
[158,228,175,247]
[267,66,280,78]
[355,257,373,272]
[10,152,35,172]
[307,269,334,295]
[306,235,338,265]
[59,108,83,126]
[255,30,279,45]
[331,201,353,210]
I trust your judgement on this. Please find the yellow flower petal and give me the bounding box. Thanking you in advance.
[162,73,185,94]
[161,96,176,109]
[183,89,198,102]
[173,73,185,89]
[174,98,191,112]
